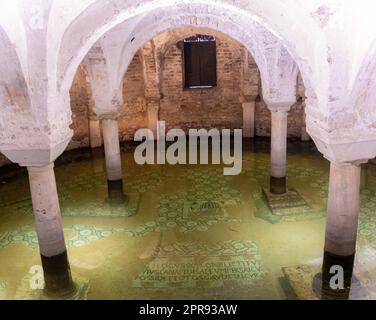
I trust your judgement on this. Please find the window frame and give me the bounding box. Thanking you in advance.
[182,35,217,90]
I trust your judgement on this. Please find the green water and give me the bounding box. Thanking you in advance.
[0,138,375,299]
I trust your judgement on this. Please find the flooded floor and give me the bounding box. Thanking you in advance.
[0,138,376,300]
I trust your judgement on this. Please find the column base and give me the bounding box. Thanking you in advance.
[270,176,286,194]
[41,251,75,298]
[321,251,355,300]
[107,179,128,205]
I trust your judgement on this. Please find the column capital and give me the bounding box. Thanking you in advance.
[93,96,123,120]
[2,134,72,168]
[27,163,55,172]
[329,159,369,167]
[310,134,373,166]
[88,114,100,121]
[307,115,376,165]
[242,101,255,110]
[265,99,295,113]
[98,112,120,121]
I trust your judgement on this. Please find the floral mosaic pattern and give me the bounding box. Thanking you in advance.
[0,225,126,250]
[130,167,244,235]
[243,156,325,184]
[358,189,376,248]
[62,193,141,218]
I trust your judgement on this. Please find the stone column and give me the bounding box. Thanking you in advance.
[101,118,126,203]
[268,105,291,194]
[242,101,255,138]
[147,100,160,140]
[27,164,74,296]
[321,162,361,300]
[89,117,102,148]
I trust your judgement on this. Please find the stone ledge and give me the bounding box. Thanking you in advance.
[262,188,309,215]
[253,188,323,224]
[282,264,376,300]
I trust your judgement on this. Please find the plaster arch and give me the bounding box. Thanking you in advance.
[347,40,376,141]
[57,1,315,107]
[81,11,301,116]
[0,27,31,154]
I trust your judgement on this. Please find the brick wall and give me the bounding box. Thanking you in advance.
[159,34,246,132]
[118,53,147,140]
[255,100,304,138]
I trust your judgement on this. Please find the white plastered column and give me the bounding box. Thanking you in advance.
[28,164,66,257]
[270,109,289,178]
[266,102,293,194]
[101,117,122,182]
[242,101,256,138]
[320,161,364,299]
[325,162,362,257]
[27,163,74,295]
[100,115,127,203]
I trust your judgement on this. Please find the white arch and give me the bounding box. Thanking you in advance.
[345,40,376,142]
[110,14,270,99]
[0,1,28,85]
[56,0,319,104]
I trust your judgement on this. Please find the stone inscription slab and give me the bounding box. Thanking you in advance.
[133,240,264,288]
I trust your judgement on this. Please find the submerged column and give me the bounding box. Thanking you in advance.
[102,117,126,203]
[269,105,291,194]
[27,164,74,296]
[242,101,255,138]
[321,162,361,300]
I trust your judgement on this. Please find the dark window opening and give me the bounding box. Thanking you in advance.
[183,34,217,89]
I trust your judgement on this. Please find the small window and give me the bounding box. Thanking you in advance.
[183,35,217,89]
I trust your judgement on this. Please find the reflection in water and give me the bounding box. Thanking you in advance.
[0,138,375,299]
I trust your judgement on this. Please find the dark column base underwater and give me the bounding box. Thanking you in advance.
[270,176,286,194]
[107,179,128,204]
[41,251,75,297]
[319,251,355,300]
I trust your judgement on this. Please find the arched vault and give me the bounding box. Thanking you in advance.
[2,1,376,164]
[81,7,299,118]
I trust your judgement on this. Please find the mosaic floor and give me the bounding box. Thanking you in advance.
[0,138,375,299]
